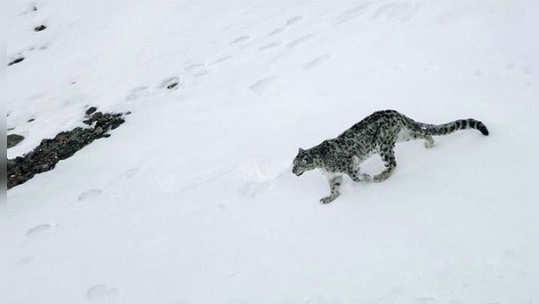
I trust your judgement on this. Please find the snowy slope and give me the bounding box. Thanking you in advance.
[3,0,539,303]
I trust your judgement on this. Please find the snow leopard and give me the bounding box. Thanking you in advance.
[292,110,489,204]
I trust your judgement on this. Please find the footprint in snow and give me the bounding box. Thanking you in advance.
[268,27,285,36]
[303,54,330,70]
[334,3,371,25]
[416,297,437,304]
[230,35,250,44]
[26,223,55,238]
[236,159,289,197]
[210,56,232,66]
[286,34,314,48]
[159,76,182,90]
[125,86,149,101]
[17,256,35,266]
[259,42,281,51]
[86,284,118,301]
[249,76,278,94]
[78,189,103,202]
[371,2,419,23]
[286,16,303,26]
[184,64,208,77]
[21,3,38,15]
[121,168,139,179]
[239,181,272,198]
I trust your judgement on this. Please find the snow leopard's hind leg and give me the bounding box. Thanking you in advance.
[398,127,435,148]
[374,144,397,183]
[321,175,343,204]
[412,130,435,148]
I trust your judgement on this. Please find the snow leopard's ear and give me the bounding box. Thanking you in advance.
[298,148,305,153]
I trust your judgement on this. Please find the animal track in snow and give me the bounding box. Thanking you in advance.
[231,35,250,44]
[86,284,118,301]
[125,86,149,101]
[78,189,103,202]
[210,56,232,66]
[184,64,208,77]
[121,168,139,179]
[178,167,235,192]
[26,224,55,238]
[371,2,419,22]
[286,34,314,48]
[21,3,38,15]
[334,3,372,24]
[17,256,35,266]
[266,16,301,38]
[249,76,278,94]
[286,16,303,25]
[416,296,437,303]
[259,42,281,51]
[268,28,285,36]
[236,159,288,197]
[303,54,330,70]
[239,181,272,198]
[159,76,182,89]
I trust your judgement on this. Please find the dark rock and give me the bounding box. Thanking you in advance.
[7,134,25,148]
[27,118,35,122]
[85,106,97,116]
[34,25,47,32]
[7,110,128,189]
[8,57,24,66]
[166,82,179,89]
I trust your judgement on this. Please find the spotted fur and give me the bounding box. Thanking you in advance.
[292,109,489,204]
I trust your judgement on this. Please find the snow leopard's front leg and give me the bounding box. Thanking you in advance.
[320,175,343,204]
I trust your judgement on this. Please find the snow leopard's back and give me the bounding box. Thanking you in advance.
[333,109,488,158]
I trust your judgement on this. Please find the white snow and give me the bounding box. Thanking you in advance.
[2,0,539,303]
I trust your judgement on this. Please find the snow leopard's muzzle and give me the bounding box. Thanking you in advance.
[292,166,304,176]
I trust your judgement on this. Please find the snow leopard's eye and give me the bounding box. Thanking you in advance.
[302,157,309,164]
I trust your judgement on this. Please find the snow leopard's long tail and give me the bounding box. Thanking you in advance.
[415,118,489,136]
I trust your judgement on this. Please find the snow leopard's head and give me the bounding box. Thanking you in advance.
[292,148,316,176]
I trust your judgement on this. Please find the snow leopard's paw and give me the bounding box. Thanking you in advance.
[359,173,372,183]
[424,140,435,149]
[320,196,335,204]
